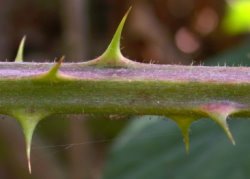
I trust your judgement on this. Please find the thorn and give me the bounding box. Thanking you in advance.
[10,109,49,174]
[102,7,131,58]
[37,56,64,80]
[35,56,72,80]
[15,36,26,62]
[28,149,32,174]
[47,56,64,77]
[170,116,196,153]
[207,111,235,145]
[88,7,133,67]
[200,102,242,145]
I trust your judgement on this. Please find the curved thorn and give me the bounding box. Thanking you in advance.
[220,118,235,145]
[47,56,64,77]
[10,109,49,174]
[15,36,26,62]
[209,113,235,145]
[102,7,131,59]
[28,155,32,174]
[200,102,239,145]
[89,7,132,67]
[24,119,37,174]
[39,56,64,80]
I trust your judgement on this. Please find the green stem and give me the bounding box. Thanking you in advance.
[0,62,249,118]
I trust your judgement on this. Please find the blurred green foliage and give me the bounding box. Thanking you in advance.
[103,116,250,179]
[223,0,250,34]
[205,40,250,66]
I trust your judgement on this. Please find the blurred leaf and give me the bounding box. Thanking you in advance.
[223,1,250,34]
[205,40,250,66]
[103,116,250,179]
[86,114,128,139]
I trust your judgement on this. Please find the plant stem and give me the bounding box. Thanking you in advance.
[0,62,249,118]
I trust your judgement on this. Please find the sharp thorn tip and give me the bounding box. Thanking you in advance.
[28,159,32,174]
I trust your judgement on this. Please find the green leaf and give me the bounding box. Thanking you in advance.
[15,36,26,62]
[103,116,250,179]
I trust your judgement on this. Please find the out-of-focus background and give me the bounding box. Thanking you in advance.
[1,0,250,179]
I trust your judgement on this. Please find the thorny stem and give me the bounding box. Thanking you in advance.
[0,62,250,117]
[2,7,250,173]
